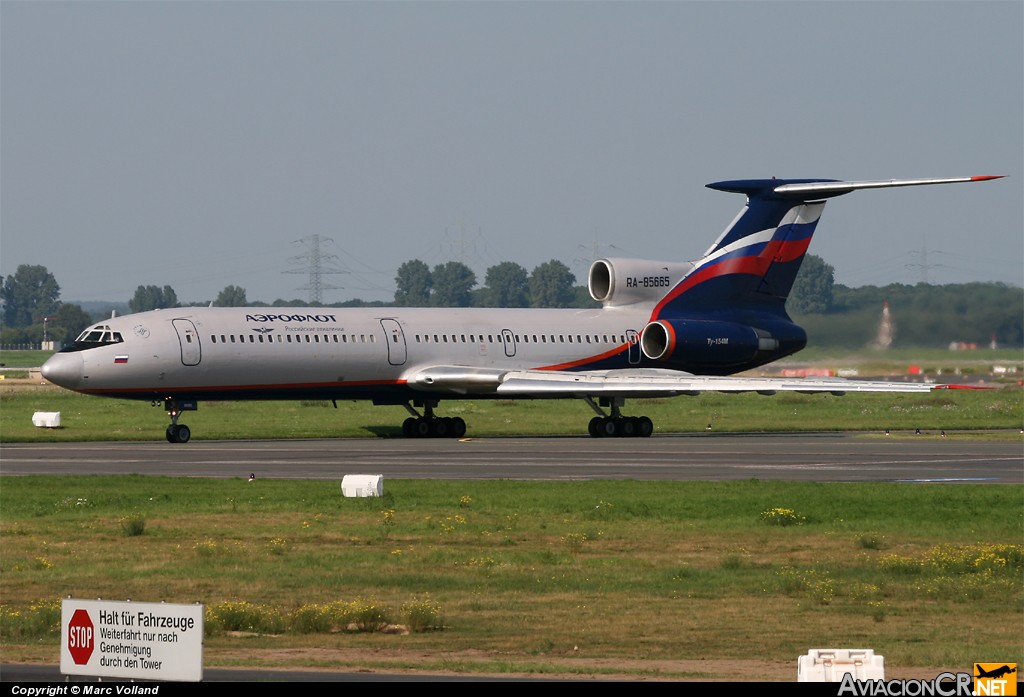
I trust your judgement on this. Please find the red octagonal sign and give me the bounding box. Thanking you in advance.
[67,608,94,665]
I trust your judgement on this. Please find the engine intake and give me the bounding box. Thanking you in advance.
[589,258,695,307]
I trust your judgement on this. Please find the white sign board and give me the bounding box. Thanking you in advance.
[61,598,203,681]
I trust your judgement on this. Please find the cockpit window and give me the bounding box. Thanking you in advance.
[59,325,124,353]
[74,325,124,344]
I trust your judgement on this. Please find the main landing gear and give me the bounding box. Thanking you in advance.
[401,400,467,439]
[584,396,653,438]
[160,398,195,443]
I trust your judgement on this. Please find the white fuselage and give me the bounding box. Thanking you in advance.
[51,305,650,402]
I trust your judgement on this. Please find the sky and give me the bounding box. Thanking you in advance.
[2,0,1021,306]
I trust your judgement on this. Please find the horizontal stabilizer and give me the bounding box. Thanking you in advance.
[707,176,1004,201]
[772,176,1004,198]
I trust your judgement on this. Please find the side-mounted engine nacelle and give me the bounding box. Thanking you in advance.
[641,318,772,370]
[589,258,695,307]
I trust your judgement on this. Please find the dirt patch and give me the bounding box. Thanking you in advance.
[206,647,955,682]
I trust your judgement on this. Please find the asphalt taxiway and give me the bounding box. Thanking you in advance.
[1,431,1021,483]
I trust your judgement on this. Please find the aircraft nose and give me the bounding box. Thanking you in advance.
[41,352,84,389]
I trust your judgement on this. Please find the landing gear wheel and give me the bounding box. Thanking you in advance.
[413,418,432,438]
[620,417,637,438]
[451,417,467,438]
[166,424,191,443]
[433,418,450,438]
[636,416,654,437]
[402,417,416,437]
[598,417,619,437]
[588,416,603,437]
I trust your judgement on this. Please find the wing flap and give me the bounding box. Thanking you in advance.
[495,369,940,397]
[405,365,942,398]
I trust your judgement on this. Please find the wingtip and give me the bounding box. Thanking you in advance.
[971,175,1005,181]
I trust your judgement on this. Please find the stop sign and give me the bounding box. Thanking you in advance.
[67,608,94,665]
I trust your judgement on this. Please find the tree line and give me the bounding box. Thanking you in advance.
[1,257,1021,349]
[0,259,595,346]
[787,255,1024,348]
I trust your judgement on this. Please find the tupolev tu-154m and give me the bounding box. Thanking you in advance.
[41,175,1003,442]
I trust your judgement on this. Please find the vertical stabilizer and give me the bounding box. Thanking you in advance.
[654,179,833,317]
[653,176,1003,319]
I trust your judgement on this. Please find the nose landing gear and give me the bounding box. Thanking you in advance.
[160,398,196,443]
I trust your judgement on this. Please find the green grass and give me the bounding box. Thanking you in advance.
[1,476,1020,679]
[2,347,1021,678]
[2,382,1022,442]
[0,350,52,369]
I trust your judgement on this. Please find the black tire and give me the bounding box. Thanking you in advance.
[402,417,416,437]
[451,417,467,438]
[588,416,603,437]
[413,418,431,438]
[620,417,637,438]
[169,424,191,443]
[599,417,618,437]
[637,416,654,437]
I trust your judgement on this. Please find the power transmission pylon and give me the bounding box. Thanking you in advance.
[284,234,347,304]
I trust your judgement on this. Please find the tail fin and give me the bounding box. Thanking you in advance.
[654,176,1003,318]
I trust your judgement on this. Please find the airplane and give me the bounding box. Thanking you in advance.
[975,665,1017,680]
[41,175,1003,443]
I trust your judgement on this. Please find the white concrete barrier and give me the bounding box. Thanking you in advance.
[32,411,61,428]
[341,474,384,497]
[798,648,884,682]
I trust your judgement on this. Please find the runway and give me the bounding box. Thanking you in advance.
[2,432,1021,483]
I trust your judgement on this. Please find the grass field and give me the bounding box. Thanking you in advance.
[1,476,1021,681]
[2,369,1022,442]
[1,347,1021,680]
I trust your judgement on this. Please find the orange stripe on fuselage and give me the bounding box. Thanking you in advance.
[81,378,407,397]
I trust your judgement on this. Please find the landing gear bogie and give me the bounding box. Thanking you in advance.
[588,415,652,438]
[401,402,467,439]
[583,397,653,438]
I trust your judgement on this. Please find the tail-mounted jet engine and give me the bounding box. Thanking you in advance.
[640,319,804,373]
[589,258,695,307]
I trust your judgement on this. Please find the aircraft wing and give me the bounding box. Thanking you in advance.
[405,366,946,398]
